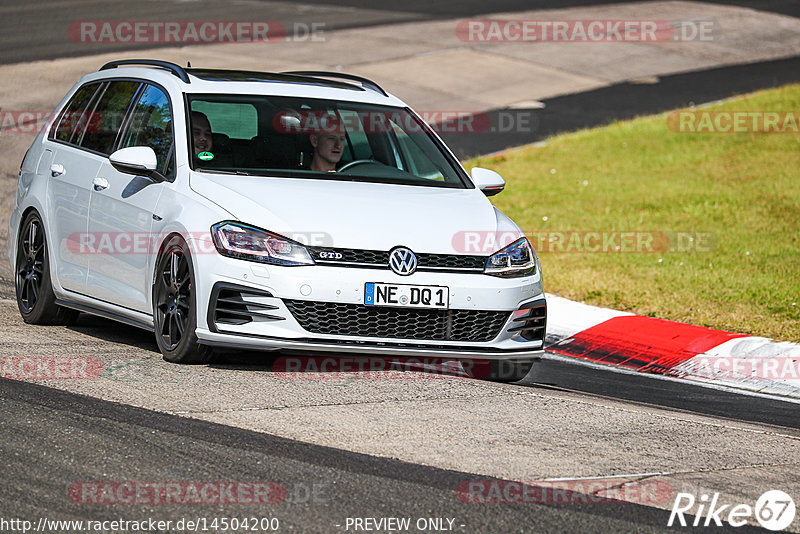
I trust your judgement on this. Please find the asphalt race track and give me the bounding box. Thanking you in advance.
[0,377,779,534]
[0,308,797,532]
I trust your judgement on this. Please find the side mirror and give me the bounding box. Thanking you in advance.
[470,167,505,197]
[109,147,165,182]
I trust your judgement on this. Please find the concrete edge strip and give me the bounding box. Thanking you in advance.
[544,293,800,400]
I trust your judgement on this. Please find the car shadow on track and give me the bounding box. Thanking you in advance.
[66,313,160,352]
[65,314,477,380]
[207,352,478,381]
[63,313,800,431]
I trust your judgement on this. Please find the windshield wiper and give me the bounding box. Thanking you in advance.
[196,168,251,176]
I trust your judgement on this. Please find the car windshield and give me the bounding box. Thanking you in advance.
[186,94,468,188]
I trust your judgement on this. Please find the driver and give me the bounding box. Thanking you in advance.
[309,113,345,172]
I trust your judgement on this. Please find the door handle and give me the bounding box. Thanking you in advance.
[93,177,109,191]
[50,163,65,177]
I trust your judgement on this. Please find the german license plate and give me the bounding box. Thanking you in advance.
[364,282,449,309]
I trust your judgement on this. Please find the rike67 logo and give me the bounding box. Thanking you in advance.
[668,490,795,531]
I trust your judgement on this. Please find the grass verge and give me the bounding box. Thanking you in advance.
[465,84,800,342]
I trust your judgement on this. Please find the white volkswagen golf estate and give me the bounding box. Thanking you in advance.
[9,60,546,381]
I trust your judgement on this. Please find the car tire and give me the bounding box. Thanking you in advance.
[15,211,80,325]
[153,235,214,364]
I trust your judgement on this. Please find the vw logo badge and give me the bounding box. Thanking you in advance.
[389,247,417,276]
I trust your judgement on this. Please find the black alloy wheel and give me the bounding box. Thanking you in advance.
[153,236,213,363]
[15,211,78,325]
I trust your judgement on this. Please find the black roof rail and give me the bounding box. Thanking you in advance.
[99,60,190,83]
[283,71,387,97]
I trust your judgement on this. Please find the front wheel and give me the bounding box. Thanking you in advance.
[153,236,213,364]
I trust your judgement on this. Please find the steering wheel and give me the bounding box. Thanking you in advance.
[338,159,375,172]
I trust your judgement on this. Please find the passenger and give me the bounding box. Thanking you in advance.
[308,114,345,172]
[191,111,214,161]
[191,111,236,168]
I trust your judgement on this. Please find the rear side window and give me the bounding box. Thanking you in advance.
[119,84,174,175]
[51,83,103,143]
[190,101,257,140]
[77,81,140,155]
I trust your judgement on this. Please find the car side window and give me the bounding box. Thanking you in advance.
[77,81,140,155]
[191,101,257,140]
[119,84,174,176]
[390,122,445,181]
[51,82,103,144]
[338,110,371,162]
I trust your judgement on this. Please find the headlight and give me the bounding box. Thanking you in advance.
[485,237,537,278]
[211,221,315,266]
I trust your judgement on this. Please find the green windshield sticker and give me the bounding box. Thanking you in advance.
[197,151,214,161]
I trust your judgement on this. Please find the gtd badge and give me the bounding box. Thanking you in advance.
[319,251,343,260]
[389,247,417,276]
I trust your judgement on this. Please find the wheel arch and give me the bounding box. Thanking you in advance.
[151,230,195,285]
[14,203,62,293]
[149,228,208,319]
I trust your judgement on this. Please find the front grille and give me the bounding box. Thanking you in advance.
[415,252,485,270]
[308,246,486,272]
[284,300,509,342]
[309,247,388,265]
[507,299,547,341]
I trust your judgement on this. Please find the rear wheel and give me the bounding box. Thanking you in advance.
[153,236,213,364]
[15,211,79,325]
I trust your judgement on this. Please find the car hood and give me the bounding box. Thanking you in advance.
[190,173,521,254]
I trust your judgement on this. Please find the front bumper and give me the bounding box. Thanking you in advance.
[196,328,544,360]
[190,239,546,359]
